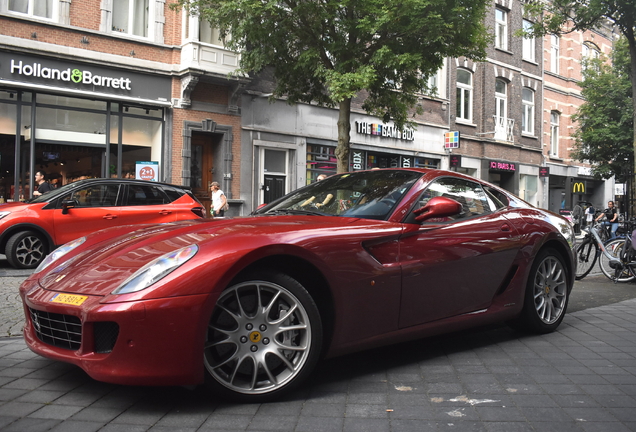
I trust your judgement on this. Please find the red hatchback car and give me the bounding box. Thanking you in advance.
[19,169,575,402]
[1,178,204,268]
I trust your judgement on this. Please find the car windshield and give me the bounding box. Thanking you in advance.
[258,170,422,220]
[27,181,84,203]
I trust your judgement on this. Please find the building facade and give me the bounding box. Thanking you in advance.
[0,0,615,216]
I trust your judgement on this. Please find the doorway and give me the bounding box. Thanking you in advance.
[190,132,221,216]
[260,148,288,205]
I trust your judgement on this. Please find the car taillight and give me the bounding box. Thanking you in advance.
[191,207,205,218]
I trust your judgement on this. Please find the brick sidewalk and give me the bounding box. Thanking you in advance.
[0,293,633,431]
[0,277,25,338]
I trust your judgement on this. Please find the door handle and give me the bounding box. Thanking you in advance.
[501,223,511,232]
[159,210,172,215]
[103,214,118,220]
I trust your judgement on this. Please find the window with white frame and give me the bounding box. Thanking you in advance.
[550,35,560,73]
[200,19,227,46]
[582,42,601,70]
[456,69,472,122]
[112,0,151,38]
[550,111,560,157]
[522,20,535,62]
[495,78,507,120]
[495,8,508,50]
[522,88,534,134]
[7,0,57,20]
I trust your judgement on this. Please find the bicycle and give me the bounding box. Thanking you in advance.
[597,220,636,283]
[575,220,624,280]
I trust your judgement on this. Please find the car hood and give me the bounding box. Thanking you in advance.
[35,216,372,297]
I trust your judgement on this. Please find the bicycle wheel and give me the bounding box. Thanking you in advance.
[575,240,598,280]
[599,238,636,282]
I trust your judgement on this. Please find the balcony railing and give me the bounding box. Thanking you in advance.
[493,116,515,142]
[180,42,240,75]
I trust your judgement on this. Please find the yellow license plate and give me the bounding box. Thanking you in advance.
[50,293,88,306]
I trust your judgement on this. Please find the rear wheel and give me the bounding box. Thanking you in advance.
[5,231,48,269]
[510,248,569,333]
[599,239,635,282]
[204,271,322,402]
[575,240,597,280]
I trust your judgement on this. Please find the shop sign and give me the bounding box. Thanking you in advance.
[450,155,461,168]
[489,160,516,172]
[539,167,550,177]
[351,151,365,170]
[136,161,159,182]
[577,166,593,176]
[354,121,415,141]
[444,131,460,149]
[401,156,412,168]
[0,53,171,101]
[572,182,585,193]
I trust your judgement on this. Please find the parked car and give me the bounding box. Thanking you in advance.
[1,178,205,268]
[19,168,575,402]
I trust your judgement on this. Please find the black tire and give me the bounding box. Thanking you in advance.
[575,239,597,280]
[510,248,569,334]
[203,271,323,402]
[5,231,48,269]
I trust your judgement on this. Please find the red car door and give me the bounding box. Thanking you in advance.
[397,177,522,328]
[53,183,121,246]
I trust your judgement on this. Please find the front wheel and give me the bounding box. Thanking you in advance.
[5,231,48,269]
[510,248,569,334]
[575,239,597,280]
[599,239,636,282]
[203,271,323,402]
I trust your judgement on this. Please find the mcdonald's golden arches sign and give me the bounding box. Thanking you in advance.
[572,182,585,193]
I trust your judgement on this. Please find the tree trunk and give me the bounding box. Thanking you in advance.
[335,98,352,173]
[628,36,636,218]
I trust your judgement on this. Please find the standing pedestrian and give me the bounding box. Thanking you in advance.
[210,182,227,217]
[33,171,51,197]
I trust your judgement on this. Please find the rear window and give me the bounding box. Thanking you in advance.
[162,186,185,203]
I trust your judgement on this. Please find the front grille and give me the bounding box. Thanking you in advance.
[94,322,119,353]
[28,308,81,350]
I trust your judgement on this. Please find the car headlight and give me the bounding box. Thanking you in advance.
[35,237,86,273]
[112,245,198,295]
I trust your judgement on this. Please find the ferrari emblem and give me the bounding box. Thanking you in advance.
[250,331,262,343]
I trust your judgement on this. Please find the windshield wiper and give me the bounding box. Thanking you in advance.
[264,209,327,216]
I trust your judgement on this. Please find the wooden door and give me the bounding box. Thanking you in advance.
[191,134,215,217]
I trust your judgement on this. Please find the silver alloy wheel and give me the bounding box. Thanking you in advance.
[532,255,567,324]
[204,280,313,395]
[15,235,45,267]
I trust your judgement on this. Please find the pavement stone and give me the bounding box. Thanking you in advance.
[0,273,635,431]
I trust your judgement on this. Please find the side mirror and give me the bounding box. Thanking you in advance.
[414,196,463,222]
[61,199,78,215]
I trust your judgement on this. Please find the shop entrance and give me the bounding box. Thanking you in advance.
[190,132,220,216]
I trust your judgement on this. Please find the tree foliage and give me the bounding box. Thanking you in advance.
[571,38,634,180]
[173,0,490,172]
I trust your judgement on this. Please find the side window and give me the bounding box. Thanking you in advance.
[126,185,169,206]
[411,178,492,223]
[483,186,509,211]
[61,184,120,207]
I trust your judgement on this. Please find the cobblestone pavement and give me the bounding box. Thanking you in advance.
[1,272,636,431]
[0,277,26,338]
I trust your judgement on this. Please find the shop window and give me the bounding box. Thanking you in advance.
[495,8,508,50]
[550,35,560,73]
[306,144,336,183]
[522,20,535,62]
[522,88,534,135]
[456,69,472,122]
[520,174,538,206]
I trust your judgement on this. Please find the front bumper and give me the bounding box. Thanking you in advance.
[21,279,212,386]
